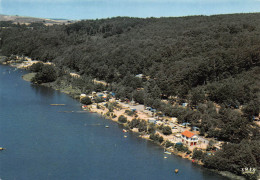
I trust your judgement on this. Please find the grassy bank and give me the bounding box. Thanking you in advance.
[22,73,36,82]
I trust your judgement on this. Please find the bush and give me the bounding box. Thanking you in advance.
[123,123,131,130]
[158,124,164,130]
[242,100,260,121]
[175,143,189,152]
[108,106,114,112]
[125,110,135,116]
[148,123,156,134]
[158,136,164,143]
[31,64,57,84]
[106,112,111,117]
[192,148,205,160]
[118,115,127,123]
[30,62,44,72]
[165,140,174,148]
[80,96,92,105]
[150,133,164,143]
[112,113,117,118]
[138,120,148,132]
[95,96,104,103]
[162,126,172,135]
[128,118,140,129]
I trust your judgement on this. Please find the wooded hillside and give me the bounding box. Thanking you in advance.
[1,13,260,179]
[1,13,260,126]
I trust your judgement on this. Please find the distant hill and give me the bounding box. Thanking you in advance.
[0,14,74,25]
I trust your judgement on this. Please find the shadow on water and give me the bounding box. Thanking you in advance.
[31,83,55,98]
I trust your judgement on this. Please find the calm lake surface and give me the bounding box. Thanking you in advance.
[0,65,228,180]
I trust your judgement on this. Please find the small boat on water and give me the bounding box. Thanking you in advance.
[0,147,5,151]
[175,169,179,173]
[164,148,171,155]
[164,151,171,155]
[82,105,89,110]
[122,129,128,132]
[124,135,127,138]
[105,125,109,128]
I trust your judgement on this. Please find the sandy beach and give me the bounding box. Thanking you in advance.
[83,98,210,163]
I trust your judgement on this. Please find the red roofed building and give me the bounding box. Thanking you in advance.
[181,130,198,146]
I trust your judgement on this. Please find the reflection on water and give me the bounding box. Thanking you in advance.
[32,84,55,98]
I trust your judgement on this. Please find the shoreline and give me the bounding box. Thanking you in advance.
[30,80,245,180]
[2,59,246,180]
[22,72,36,82]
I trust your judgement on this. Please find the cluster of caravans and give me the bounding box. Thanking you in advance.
[80,91,116,102]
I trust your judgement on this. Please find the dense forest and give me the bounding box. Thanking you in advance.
[0,13,260,179]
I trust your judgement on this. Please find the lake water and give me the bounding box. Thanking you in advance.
[0,65,228,180]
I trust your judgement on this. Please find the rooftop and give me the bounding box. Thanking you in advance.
[181,130,195,138]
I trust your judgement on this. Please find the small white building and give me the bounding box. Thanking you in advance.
[80,94,87,100]
[135,74,144,78]
[92,91,97,97]
[170,117,178,123]
[181,130,198,146]
[155,121,163,126]
[148,118,157,124]
[70,72,80,78]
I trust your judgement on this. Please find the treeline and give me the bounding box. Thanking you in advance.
[1,13,260,178]
[204,140,260,180]
[1,14,259,104]
[1,13,259,139]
